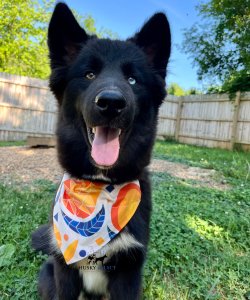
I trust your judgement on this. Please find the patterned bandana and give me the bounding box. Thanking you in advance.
[53,173,141,265]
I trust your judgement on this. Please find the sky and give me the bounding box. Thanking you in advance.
[62,0,204,90]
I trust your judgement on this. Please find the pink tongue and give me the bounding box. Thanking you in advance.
[91,127,120,166]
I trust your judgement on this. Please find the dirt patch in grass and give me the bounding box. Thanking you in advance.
[152,159,229,190]
[0,146,63,185]
[0,146,229,189]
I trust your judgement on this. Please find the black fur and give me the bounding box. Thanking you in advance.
[32,3,171,299]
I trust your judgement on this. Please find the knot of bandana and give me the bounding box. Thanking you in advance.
[53,173,141,264]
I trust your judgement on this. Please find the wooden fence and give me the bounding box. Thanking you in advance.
[0,72,57,141]
[0,72,250,150]
[158,92,250,150]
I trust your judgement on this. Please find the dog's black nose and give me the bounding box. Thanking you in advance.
[95,90,126,117]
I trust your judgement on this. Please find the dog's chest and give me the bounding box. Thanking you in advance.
[75,231,143,295]
[78,269,108,298]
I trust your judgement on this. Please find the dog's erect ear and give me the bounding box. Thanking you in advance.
[48,3,89,68]
[130,13,171,78]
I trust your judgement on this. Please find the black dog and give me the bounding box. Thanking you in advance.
[94,255,108,266]
[32,3,171,299]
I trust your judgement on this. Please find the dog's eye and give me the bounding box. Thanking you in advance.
[85,72,96,80]
[128,77,136,85]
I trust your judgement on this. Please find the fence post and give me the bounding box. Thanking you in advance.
[230,91,241,150]
[175,96,184,141]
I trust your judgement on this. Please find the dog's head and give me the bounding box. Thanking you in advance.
[48,3,171,182]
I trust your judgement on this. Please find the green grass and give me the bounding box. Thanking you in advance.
[153,140,250,182]
[0,180,54,299]
[0,141,249,299]
[0,141,26,147]
[144,172,250,299]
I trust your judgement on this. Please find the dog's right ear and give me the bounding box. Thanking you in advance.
[48,3,89,68]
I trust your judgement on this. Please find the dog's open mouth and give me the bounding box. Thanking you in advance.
[87,126,121,167]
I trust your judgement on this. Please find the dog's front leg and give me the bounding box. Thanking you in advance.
[53,260,83,300]
[107,269,142,300]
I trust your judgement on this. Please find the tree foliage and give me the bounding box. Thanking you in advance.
[182,0,250,93]
[0,0,115,79]
[168,83,185,96]
[0,0,51,78]
[168,83,201,96]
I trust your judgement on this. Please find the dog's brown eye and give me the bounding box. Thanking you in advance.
[128,77,136,85]
[85,72,96,80]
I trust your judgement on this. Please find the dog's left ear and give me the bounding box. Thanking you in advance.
[130,13,171,79]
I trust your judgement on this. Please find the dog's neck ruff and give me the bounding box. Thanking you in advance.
[53,173,141,264]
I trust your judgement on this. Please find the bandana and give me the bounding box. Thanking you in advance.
[53,173,141,264]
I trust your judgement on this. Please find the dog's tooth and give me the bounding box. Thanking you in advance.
[93,127,96,134]
[118,129,121,136]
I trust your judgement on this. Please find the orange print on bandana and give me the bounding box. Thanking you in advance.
[63,180,104,218]
[53,173,141,264]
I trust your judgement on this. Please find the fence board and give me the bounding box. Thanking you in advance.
[158,92,250,150]
[0,72,56,141]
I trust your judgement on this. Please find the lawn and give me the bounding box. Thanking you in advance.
[0,141,26,147]
[0,141,249,299]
